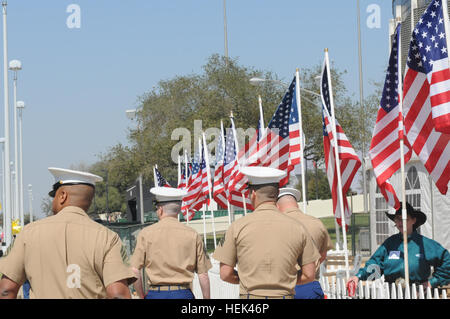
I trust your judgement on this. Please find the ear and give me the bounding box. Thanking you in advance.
[58,189,68,205]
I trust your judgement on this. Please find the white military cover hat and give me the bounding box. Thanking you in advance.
[278,187,301,202]
[150,187,187,204]
[48,167,103,197]
[239,166,286,185]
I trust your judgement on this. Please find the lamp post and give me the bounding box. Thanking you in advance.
[9,59,21,227]
[16,100,24,227]
[28,184,32,223]
[2,0,12,248]
[0,137,4,247]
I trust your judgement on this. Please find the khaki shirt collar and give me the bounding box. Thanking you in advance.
[159,216,179,223]
[57,206,89,217]
[254,202,278,212]
[284,207,303,215]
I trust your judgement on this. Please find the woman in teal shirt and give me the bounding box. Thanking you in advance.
[348,202,450,288]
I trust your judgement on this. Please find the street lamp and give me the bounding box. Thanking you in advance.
[2,0,13,248]
[28,184,32,223]
[9,59,22,227]
[16,100,24,227]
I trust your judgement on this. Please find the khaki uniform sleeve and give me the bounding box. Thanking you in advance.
[297,228,321,267]
[0,233,26,285]
[129,232,146,270]
[195,234,212,275]
[212,223,237,267]
[102,233,137,287]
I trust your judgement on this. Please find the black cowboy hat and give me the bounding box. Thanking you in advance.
[385,202,427,229]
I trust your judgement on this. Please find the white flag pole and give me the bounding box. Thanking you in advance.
[442,0,450,69]
[199,138,207,248]
[396,19,410,287]
[184,150,190,225]
[220,120,233,225]
[230,112,247,214]
[325,49,350,278]
[202,132,217,249]
[258,95,265,135]
[295,69,307,215]
[177,155,181,221]
[153,165,158,187]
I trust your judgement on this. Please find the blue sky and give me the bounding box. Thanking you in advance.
[2,0,393,218]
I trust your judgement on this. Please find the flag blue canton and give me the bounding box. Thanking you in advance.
[407,0,448,74]
[224,125,236,165]
[155,168,169,187]
[381,23,401,113]
[268,77,296,138]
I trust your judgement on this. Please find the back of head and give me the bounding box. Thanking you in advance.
[59,184,95,212]
[251,183,279,203]
[160,202,181,217]
[276,194,299,213]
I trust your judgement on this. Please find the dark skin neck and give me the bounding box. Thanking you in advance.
[52,184,94,214]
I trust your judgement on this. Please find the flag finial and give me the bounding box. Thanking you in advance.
[230,111,234,118]
[296,68,299,72]
[325,48,328,52]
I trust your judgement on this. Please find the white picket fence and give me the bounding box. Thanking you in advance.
[191,256,448,299]
[320,276,448,299]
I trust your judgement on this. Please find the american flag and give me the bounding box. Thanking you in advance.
[223,120,253,210]
[181,143,205,220]
[231,76,303,192]
[403,0,450,195]
[369,23,412,209]
[213,122,228,209]
[321,57,361,228]
[154,166,171,187]
[189,141,209,211]
[178,163,191,189]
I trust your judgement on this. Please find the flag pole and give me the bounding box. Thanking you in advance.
[220,119,233,225]
[325,48,350,278]
[153,165,157,187]
[295,68,307,214]
[258,95,265,135]
[442,0,450,69]
[396,19,410,287]
[230,111,247,214]
[184,150,190,225]
[199,138,208,248]
[202,132,217,249]
[177,155,181,221]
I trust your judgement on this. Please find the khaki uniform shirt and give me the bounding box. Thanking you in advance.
[285,208,333,279]
[130,217,212,286]
[213,203,320,297]
[0,206,136,299]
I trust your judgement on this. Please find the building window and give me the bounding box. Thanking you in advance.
[405,166,422,233]
[375,185,390,245]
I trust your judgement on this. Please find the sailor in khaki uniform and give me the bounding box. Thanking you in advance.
[213,167,321,299]
[0,168,136,299]
[277,187,333,299]
[130,187,212,299]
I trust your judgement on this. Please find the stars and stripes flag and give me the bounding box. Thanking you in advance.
[213,121,228,209]
[187,140,209,211]
[231,76,304,193]
[154,166,171,187]
[177,162,191,189]
[403,0,450,195]
[223,119,253,210]
[321,57,361,228]
[181,143,205,220]
[369,23,412,210]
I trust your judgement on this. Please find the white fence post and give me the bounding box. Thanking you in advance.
[358,280,364,299]
[418,285,425,299]
[397,284,403,299]
[442,289,447,299]
[391,282,397,299]
[404,284,411,299]
[411,283,417,299]
[427,286,433,299]
[365,281,370,299]
[434,288,440,299]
